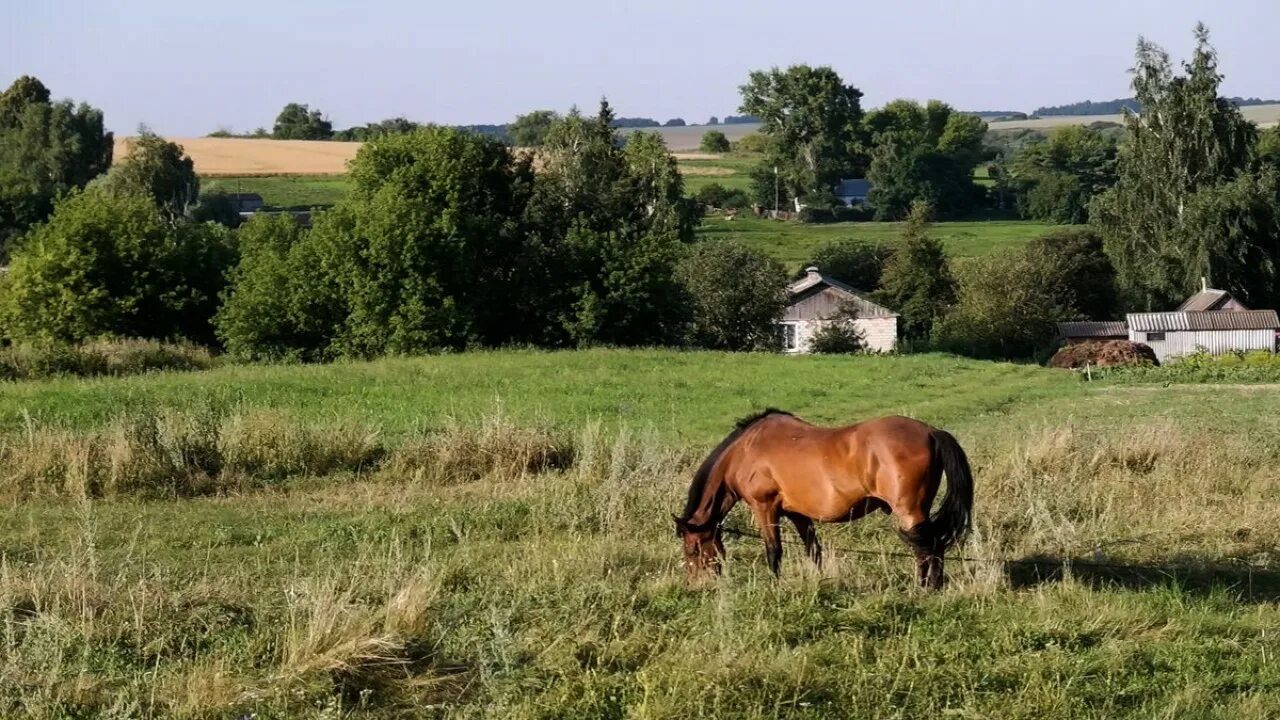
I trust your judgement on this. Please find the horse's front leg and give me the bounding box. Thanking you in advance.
[749,501,783,576]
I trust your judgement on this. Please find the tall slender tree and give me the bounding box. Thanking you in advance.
[1092,24,1279,309]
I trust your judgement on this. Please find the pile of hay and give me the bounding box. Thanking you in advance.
[1048,340,1159,369]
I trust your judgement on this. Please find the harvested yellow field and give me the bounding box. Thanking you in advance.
[112,137,361,176]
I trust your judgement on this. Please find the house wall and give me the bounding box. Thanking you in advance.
[784,317,898,354]
[1128,328,1275,362]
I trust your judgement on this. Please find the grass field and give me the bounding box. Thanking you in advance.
[700,217,1069,270]
[196,164,1064,272]
[3,349,1280,717]
[201,175,352,210]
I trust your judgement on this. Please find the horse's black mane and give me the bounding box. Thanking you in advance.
[679,408,794,523]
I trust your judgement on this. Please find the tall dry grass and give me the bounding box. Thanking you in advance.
[0,339,216,381]
[4,411,1280,717]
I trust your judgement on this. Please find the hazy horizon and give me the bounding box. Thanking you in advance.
[5,0,1279,136]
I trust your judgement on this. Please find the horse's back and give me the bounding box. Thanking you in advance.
[730,413,939,521]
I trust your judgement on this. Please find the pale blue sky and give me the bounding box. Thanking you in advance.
[4,0,1277,136]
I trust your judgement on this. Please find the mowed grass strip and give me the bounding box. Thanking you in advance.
[0,350,1070,444]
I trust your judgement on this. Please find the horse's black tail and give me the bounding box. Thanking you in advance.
[927,429,974,552]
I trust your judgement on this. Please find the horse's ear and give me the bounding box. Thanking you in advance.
[672,514,688,532]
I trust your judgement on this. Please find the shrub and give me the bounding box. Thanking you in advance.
[0,188,236,345]
[694,183,750,211]
[699,130,731,154]
[802,238,895,290]
[677,240,787,351]
[733,133,768,154]
[808,300,865,354]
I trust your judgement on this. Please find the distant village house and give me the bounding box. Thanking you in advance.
[781,267,898,353]
[1056,283,1280,364]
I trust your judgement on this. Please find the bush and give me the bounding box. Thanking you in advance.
[694,183,751,211]
[677,240,787,350]
[192,190,241,227]
[802,238,895,291]
[932,252,1072,360]
[699,130,731,154]
[733,133,768,154]
[0,188,236,345]
[807,300,865,354]
[215,212,341,361]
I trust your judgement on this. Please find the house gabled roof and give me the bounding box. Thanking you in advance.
[1176,288,1248,312]
[786,267,898,318]
[1127,310,1280,332]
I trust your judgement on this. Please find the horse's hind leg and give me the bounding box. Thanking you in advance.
[896,512,944,590]
[784,512,822,568]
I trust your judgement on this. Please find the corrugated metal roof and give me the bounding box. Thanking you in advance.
[1057,321,1128,338]
[1176,289,1248,312]
[787,268,898,318]
[1126,310,1280,332]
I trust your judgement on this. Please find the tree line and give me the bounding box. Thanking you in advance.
[1034,95,1278,117]
[1,24,1276,364]
[217,105,760,145]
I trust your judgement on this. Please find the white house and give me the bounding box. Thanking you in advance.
[781,267,899,353]
[1126,309,1279,363]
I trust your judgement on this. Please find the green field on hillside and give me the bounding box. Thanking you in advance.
[4,350,1280,717]
[699,217,1068,270]
[202,174,351,210]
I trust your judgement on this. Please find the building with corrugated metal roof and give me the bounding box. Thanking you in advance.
[1055,281,1278,362]
[1056,321,1128,345]
[782,267,898,353]
[1126,310,1279,363]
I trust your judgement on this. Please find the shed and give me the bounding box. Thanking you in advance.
[782,267,899,353]
[1126,310,1279,363]
[1057,320,1128,345]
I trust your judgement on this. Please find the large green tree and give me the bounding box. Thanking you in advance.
[215,213,342,360]
[678,240,787,351]
[933,228,1118,359]
[272,103,333,140]
[739,65,865,204]
[0,188,234,344]
[864,100,986,219]
[1010,126,1118,223]
[101,130,199,218]
[509,110,558,147]
[1091,25,1279,310]
[874,202,956,342]
[0,76,113,254]
[523,103,692,346]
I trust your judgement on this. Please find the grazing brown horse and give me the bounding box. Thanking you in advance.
[674,409,973,589]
